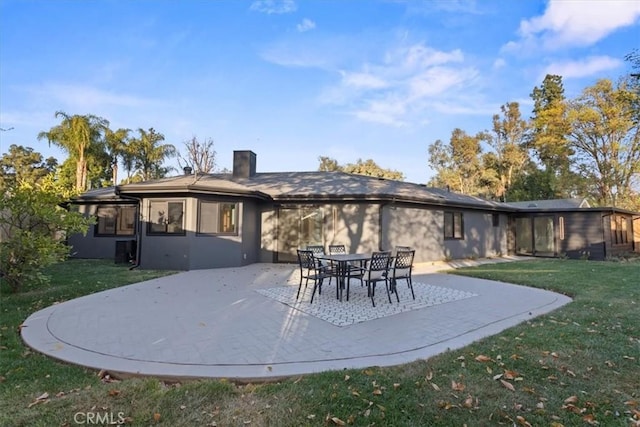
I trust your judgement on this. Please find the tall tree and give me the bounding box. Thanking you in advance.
[37,111,108,192]
[481,102,529,201]
[104,127,131,185]
[428,128,490,195]
[0,145,57,189]
[127,128,176,181]
[177,136,217,174]
[567,78,640,208]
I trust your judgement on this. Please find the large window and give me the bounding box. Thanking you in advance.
[198,202,238,235]
[148,200,185,235]
[96,205,136,236]
[444,212,464,239]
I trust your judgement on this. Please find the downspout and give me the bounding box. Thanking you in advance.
[115,188,143,270]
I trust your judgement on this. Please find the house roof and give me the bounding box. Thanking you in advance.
[73,171,513,211]
[505,198,591,210]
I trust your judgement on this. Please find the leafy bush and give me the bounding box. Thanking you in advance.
[0,177,93,292]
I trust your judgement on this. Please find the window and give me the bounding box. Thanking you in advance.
[492,213,500,227]
[95,206,136,236]
[444,212,464,239]
[148,201,185,234]
[198,202,238,235]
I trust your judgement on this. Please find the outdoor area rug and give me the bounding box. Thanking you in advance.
[256,282,478,327]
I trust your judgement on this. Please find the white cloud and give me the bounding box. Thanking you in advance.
[516,0,640,50]
[296,18,316,32]
[340,71,388,89]
[540,55,623,79]
[250,0,297,14]
[329,43,477,126]
[492,58,506,70]
[24,83,157,110]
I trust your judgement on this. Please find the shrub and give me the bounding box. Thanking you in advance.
[0,178,93,292]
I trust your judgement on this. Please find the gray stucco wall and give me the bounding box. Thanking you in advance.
[381,206,443,262]
[443,211,506,260]
[68,204,137,262]
[382,206,507,262]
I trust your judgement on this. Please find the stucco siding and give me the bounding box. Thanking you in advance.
[443,211,505,260]
[68,204,137,261]
[381,206,443,262]
[325,203,380,253]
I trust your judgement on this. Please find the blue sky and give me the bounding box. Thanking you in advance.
[1,0,639,184]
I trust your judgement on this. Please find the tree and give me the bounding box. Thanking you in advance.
[177,136,217,174]
[37,111,108,192]
[316,156,404,180]
[342,159,404,180]
[0,145,57,189]
[481,102,529,201]
[318,156,340,172]
[0,177,93,292]
[104,127,131,185]
[127,128,176,181]
[427,128,491,195]
[567,78,640,208]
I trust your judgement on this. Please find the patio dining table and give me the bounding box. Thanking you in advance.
[315,253,372,301]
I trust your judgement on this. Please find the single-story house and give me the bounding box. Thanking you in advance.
[67,150,640,270]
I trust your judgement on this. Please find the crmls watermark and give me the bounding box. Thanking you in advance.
[73,411,126,425]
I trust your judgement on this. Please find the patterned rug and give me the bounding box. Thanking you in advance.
[256,281,478,327]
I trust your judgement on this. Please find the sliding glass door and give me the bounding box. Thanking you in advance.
[276,207,324,262]
[515,216,556,256]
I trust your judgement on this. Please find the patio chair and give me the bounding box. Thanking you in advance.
[389,249,415,301]
[327,244,363,297]
[296,249,330,303]
[307,244,336,278]
[329,244,348,254]
[361,251,393,307]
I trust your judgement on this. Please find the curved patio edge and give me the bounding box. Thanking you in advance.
[21,259,572,382]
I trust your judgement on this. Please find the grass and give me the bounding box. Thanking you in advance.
[1,258,639,426]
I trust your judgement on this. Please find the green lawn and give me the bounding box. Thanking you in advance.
[1,258,639,426]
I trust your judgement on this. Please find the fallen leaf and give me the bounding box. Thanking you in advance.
[426,370,433,381]
[516,415,532,427]
[475,355,492,362]
[27,392,50,408]
[393,383,400,390]
[500,380,515,391]
[344,375,350,381]
[108,389,120,397]
[564,395,579,404]
[451,380,465,392]
[330,416,346,426]
[504,370,519,380]
[372,389,382,395]
[430,382,440,391]
[153,413,161,422]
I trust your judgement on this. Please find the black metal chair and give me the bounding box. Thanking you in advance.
[307,245,336,282]
[327,244,364,299]
[361,251,392,307]
[296,249,330,303]
[389,249,415,301]
[328,244,347,254]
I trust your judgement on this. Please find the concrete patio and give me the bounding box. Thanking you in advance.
[21,256,572,382]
